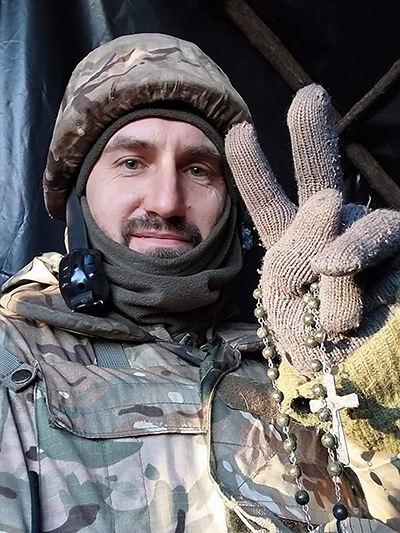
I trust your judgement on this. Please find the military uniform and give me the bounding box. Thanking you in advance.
[0,254,398,532]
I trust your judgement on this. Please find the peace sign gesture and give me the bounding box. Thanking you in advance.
[226,84,400,375]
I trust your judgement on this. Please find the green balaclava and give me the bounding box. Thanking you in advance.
[75,107,243,336]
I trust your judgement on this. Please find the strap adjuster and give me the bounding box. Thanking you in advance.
[0,346,38,392]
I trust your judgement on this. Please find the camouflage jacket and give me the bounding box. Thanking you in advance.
[0,254,398,533]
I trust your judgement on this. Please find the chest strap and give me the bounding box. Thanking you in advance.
[0,346,38,392]
[92,339,130,369]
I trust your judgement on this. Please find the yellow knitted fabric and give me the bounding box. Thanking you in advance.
[278,305,400,453]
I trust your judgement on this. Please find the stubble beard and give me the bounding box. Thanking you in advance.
[121,214,202,258]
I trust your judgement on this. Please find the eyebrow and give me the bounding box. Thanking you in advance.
[179,145,222,168]
[102,137,158,155]
[102,136,222,167]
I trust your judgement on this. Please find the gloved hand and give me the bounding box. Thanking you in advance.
[225,84,400,377]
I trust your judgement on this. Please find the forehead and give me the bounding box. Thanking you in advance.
[105,117,217,150]
[107,117,215,148]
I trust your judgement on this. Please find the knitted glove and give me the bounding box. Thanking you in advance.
[225,84,400,376]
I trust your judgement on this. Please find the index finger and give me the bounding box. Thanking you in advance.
[287,84,343,205]
[225,122,296,249]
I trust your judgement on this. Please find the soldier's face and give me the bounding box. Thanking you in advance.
[86,118,226,257]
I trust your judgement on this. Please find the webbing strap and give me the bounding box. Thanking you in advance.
[66,188,89,250]
[92,339,130,369]
[0,346,38,392]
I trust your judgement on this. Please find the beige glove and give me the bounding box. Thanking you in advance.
[225,84,400,376]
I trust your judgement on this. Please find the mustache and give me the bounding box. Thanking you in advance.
[121,215,202,248]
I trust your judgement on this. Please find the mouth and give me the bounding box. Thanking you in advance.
[121,215,203,254]
[130,232,193,249]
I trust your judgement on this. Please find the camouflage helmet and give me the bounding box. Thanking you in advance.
[43,33,252,220]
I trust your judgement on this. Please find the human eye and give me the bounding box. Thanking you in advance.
[122,158,141,171]
[187,165,210,178]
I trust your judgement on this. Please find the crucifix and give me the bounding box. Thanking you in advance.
[309,373,359,466]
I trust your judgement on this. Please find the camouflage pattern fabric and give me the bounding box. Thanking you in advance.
[0,256,399,532]
[0,338,229,531]
[209,365,400,531]
[43,33,251,220]
[347,441,400,532]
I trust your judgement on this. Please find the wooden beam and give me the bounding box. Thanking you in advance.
[337,59,400,134]
[225,0,400,209]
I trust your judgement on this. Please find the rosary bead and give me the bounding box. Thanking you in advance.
[312,383,327,399]
[328,461,343,477]
[321,433,336,449]
[307,297,320,309]
[262,346,276,359]
[295,490,310,506]
[310,359,323,372]
[317,407,332,422]
[276,413,290,427]
[283,437,297,453]
[254,307,265,318]
[257,327,268,339]
[267,367,279,380]
[309,281,320,293]
[314,329,327,344]
[332,503,348,520]
[305,336,319,348]
[303,313,316,327]
[302,293,313,304]
[272,390,284,402]
[253,288,262,300]
[288,464,302,479]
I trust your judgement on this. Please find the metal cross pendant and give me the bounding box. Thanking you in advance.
[310,373,359,466]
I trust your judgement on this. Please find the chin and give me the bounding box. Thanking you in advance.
[138,247,192,259]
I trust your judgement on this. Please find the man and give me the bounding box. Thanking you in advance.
[0,33,399,532]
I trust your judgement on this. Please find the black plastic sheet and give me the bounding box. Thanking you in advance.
[1,0,399,298]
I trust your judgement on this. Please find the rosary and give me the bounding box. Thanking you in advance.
[253,279,359,532]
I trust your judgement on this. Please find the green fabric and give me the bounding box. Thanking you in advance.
[278,306,400,453]
[81,196,242,335]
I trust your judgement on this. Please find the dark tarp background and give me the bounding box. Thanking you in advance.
[1,0,400,317]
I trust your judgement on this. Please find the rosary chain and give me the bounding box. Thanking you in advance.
[309,286,348,533]
[255,292,315,531]
[254,280,350,533]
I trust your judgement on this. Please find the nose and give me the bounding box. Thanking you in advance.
[144,162,186,219]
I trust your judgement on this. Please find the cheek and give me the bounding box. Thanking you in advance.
[189,186,226,237]
[86,177,134,243]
